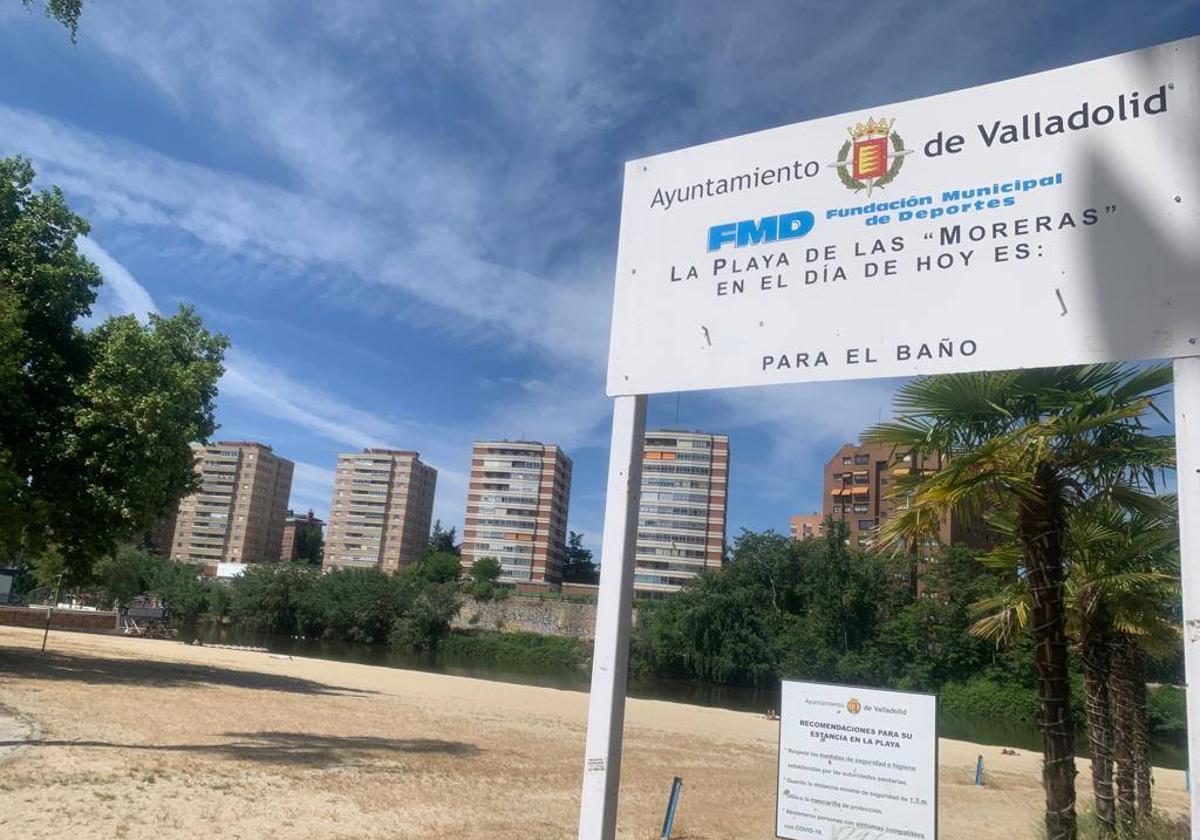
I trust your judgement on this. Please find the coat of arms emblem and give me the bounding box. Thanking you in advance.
[829,116,910,195]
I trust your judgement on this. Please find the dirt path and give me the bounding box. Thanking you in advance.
[0,626,1187,839]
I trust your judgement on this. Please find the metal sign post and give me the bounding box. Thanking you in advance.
[578,394,646,840]
[1172,355,1200,830]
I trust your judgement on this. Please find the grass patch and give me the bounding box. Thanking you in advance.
[1067,810,1189,840]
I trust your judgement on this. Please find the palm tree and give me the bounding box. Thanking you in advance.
[971,496,1179,837]
[1076,500,1177,833]
[864,365,1173,840]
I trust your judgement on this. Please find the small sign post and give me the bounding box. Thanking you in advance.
[775,682,937,840]
[660,776,684,839]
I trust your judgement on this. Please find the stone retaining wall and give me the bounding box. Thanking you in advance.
[452,596,625,640]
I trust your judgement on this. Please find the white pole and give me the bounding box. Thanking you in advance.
[1172,356,1200,839]
[578,393,647,840]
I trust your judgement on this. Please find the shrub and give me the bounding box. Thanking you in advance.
[388,579,460,652]
[440,630,589,669]
[939,676,1041,727]
[1148,684,1187,743]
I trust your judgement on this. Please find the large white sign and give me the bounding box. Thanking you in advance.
[776,681,937,840]
[607,36,1200,396]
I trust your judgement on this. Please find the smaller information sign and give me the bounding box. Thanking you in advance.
[776,681,937,840]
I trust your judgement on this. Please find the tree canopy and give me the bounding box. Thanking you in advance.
[428,519,459,555]
[0,156,228,580]
[562,531,598,584]
[19,0,85,41]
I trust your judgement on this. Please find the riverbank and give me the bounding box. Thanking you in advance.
[0,626,1188,839]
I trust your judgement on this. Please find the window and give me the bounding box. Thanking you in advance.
[853,503,868,513]
[853,473,869,485]
[831,473,842,481]
[854,454,870,465]
[857,519,874,530]
[842,456,852,466]
[831,505,842,514]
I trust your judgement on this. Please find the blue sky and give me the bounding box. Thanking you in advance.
[2,1,1196,552]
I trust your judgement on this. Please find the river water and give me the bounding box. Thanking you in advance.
[180,625,1187,770]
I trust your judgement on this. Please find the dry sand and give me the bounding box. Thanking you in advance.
[0,625,1187,839]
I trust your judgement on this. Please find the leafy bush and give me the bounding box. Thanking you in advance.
[1148,684,1187,743]
[388,578,460,652]
[631,531,1001,689]
[468,557,503,602]
[416,551,463,584]
[440,630,589,669]
[227,562,317,636]
[939,677,1041,727]
[300,567,404,644]
[215,562,460,650]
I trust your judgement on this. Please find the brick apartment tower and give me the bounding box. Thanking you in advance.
[633,430,729,597]
[280,509,325,562]
[162,441,294,574]
[323,450,437,574]
[822,440,992,565]
[789,513,824,540]
[462,441,573,587]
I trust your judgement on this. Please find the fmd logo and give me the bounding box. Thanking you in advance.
[707,210,814,252]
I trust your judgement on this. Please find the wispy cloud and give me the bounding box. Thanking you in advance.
[219,350,400,451]
[77,236,159,324]
[15,0,1195,547]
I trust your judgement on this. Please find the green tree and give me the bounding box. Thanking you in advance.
[417,550,463,584]
[293,517,324,566]
[561,531,598,584]
[92,544,154,612]
[0,157,227,581]
[389,578,460,652]
[19,0,85,41]
[301,567,402,644]
[469,556,503,601]
[428,520,459,555]
[865,365,1173,840]
[227,563,317,636]
[872,548,1004,690]
[141,555,212,623]
[631,529,899,688]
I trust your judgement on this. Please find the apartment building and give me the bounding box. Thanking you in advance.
[633,430,729,597]
[280,509,324,563]
[789,512,824,540]
[162,441,294,574]
[462,441,572,587]
[323,450,437,574]
[822,440,991,554]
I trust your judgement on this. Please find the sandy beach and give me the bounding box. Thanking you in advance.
[0,626,1187,839]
